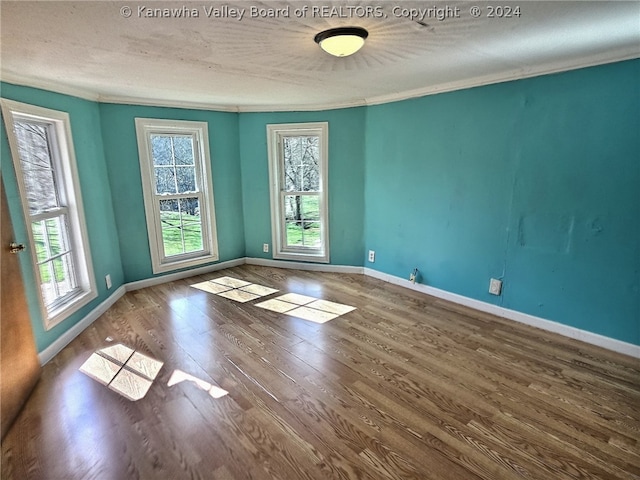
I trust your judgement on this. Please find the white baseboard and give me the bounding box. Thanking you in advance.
[125,258,246,291]
[37,258,245,364]
[38,285,127,365]
[38,259,639,364]
[246,257,364,274]
[364,268,640,359]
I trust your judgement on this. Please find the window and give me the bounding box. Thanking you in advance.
[267,122,329,263]
[135,118,218,274]
[2,99,97,329]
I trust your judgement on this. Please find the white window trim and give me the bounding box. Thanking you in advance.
[267,122,330,263]
[135,118,219,274]
[1,99,97,330]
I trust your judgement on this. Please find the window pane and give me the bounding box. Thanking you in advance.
[151,135,172,165]
[179,198,200,222]
[53,254,77,298]
[38,254,77,309]
[284,194,321,247]
[32,220,48,263]
[155,167,176,194]
[283,136,319,193]
[286,221,303,247]
[175,167,196,193]
[302,222,321,247]
[182,223,203,252]
[162,227,183,257]
[151,135,194,167]
[23,166,58,213]
[303,139,320,192]
[283,137,303,191]
[160,197,183,257]
[13,121,59,213]
[14,122,52,168]
[46,215,71,257]
[285,220,321,249]
[284,169,301,192]
[284,195,302,222]
[159,199,180,223]
[301,196,320,221]
[173,136,194,165]
[159,198,203,257]
[40,263,56,307]
[180,198,202,252]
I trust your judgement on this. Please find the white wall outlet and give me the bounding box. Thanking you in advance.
[263,243,269,253]
[368,250,375,263]
[489,278,502,296]
[105,274,112,290]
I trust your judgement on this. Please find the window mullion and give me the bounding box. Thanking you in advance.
[37,249,71,266]
[30,206,69,223]
[178,198,186,254]
[154,192,198,200]
[171,137,180,195]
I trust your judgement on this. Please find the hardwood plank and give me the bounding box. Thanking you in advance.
[2,266,638,480]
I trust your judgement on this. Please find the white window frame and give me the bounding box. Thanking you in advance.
[267,122,329,263]
[135,118,218,274]
[1,99,97,330]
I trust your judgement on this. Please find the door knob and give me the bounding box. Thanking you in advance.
[9,242,25,254]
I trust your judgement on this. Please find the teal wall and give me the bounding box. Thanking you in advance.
[239,109,366,266]
[364,60,640,345]
[2,59,638,353]
[1,83,124,352]
[99,104,245,282]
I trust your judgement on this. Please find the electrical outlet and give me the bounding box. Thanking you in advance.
[263,243,269,253]
[489,278,502,296]
[105,274,112,290]
[368,250,375,262]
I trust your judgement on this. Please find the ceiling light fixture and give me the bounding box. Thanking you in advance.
[314,27,368,57]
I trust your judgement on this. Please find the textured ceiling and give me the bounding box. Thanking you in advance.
[1,1,639,111]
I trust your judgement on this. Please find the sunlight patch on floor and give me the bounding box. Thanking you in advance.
[167,369,229,399]
[190,281,232,295]
[257,295,356,324]
[79,343,163,401]
[191,276,278,303]
[191,276,356,323]
[216,288,261,303]
[275,292,317,305]
[253,298,298,313]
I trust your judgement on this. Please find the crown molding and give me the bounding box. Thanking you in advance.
[98,94,241,113]
[0,73,101,103]
[3,50,638,113]
[363,49,640,108]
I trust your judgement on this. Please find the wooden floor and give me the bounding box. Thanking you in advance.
[2,265,639,479]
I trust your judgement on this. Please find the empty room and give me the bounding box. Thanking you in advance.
[1,1,639,479]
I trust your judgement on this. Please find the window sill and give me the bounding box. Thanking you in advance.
[273,250,330,264]
[152,252,220,275]
[46,288,98,331]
